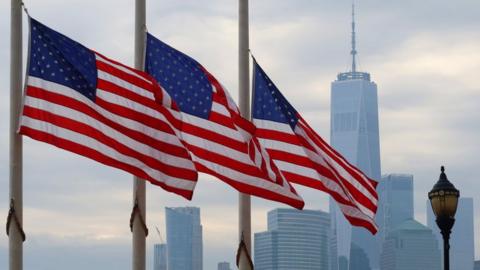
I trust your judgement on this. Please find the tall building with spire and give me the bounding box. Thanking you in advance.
[329,3,381,270]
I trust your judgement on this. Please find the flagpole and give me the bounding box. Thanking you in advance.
[132,0,147,270]
[238,0,253,269]
[9,0,23,269]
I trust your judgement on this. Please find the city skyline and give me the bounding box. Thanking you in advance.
[0,1,479,269]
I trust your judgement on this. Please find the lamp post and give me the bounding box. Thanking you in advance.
[428,166,460,270]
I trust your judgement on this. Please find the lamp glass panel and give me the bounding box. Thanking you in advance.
[444,194,459,217]
[430,196,442,217]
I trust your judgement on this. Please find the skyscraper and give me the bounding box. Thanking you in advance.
[379,219,441,270]
[217,262,232,270]
[254,208,330,270]
[350,243,372,270]
[153,243,167,270]
[427,197,475,270]
[377,174,414,249]
[166,207,203,270]
[329,4,381,270]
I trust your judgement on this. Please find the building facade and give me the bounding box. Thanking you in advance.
[350,243,372,270]
[329,4,382,270]
[153,243,167,270]
[166,207,203,270]
[474,260,480,270]
[377,174,414,255]
[427,197,475,270]
[380,219,441,270]
[217,262,231,270]
[254,208,330,270]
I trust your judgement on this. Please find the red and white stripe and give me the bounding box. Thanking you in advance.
[155,69,304,209]
[254,117,378,233]
[19,53,198,199]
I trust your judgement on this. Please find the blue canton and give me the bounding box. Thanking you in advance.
[252,60,299,129]
[28,18,97,101]
[145,33,213,119]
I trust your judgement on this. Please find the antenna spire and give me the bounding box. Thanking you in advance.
[351,1,357,73]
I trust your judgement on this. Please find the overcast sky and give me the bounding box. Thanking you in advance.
[1,1,479,269]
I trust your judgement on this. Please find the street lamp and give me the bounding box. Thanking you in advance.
[428,166,460,270]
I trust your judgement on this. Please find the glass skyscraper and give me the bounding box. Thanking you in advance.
[166,207,203,270]
[254,208,330,270]
[329,4,381,270]
[217,262,231,270]
[153,243,167,270]
[427,197,475,270]
[380,219,441,270]
[377,174,414,251]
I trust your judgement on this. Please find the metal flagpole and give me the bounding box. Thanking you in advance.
[238,0,253,269]
[132,0,147,269]
[8,0,24,270]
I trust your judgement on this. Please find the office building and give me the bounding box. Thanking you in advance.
[380,219,441,270]
[329,4,381,269]
[217,262,231,270]
[427,197,475,270]
[166,207,203,270]
[153,243,167,270]
[474,260,480,270]
[254,208,330,270]
[350,243,371,270]
[377,174,414,249]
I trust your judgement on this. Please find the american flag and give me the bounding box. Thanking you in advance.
[19,18,198,199]
[252,60,378,233]
[145,33,304,209]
